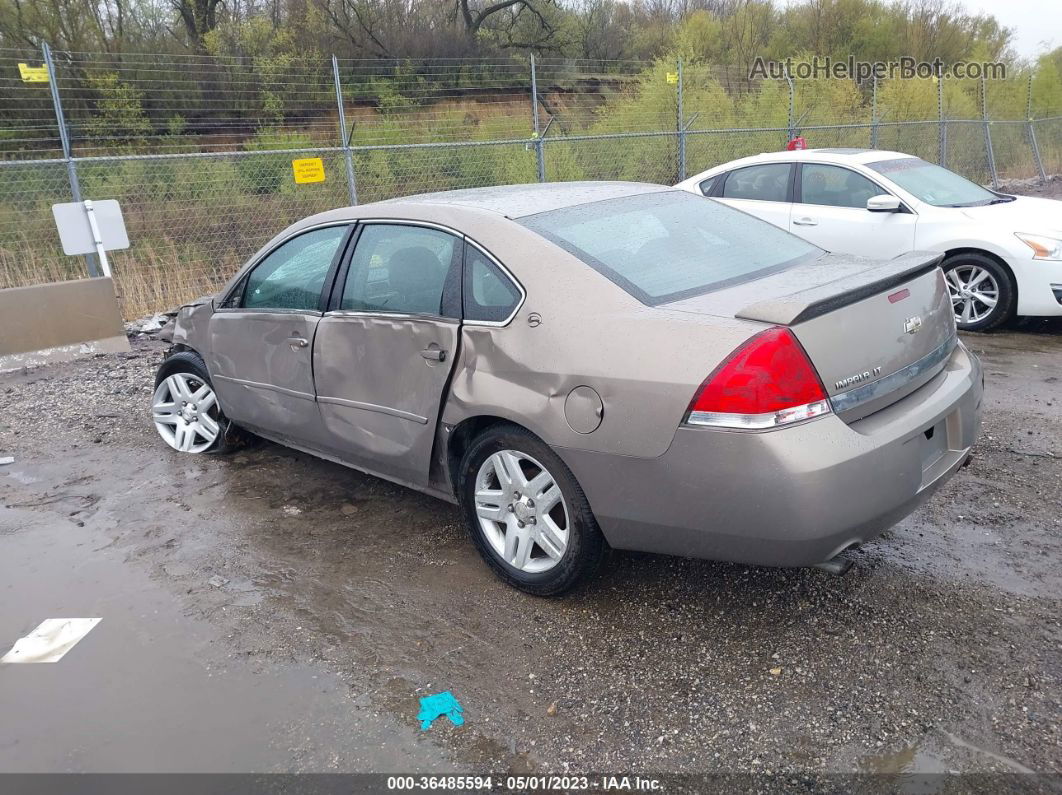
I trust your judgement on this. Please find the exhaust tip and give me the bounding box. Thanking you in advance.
[812,555,854,576]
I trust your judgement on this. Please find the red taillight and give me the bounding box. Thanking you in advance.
[686,327,831,430]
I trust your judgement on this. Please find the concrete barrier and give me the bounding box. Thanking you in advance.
[0,278,130,372]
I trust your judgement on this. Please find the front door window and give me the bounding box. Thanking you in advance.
[241,226,348,311]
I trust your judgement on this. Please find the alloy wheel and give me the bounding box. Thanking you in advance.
[473,449,570,573]
[152,372,220,453]
[946,264,1000,326]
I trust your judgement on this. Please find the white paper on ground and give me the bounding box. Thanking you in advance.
[1,618,102,663]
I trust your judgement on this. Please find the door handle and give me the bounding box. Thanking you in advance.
[287,336,309,350]
[420,348,447,362]
[793,217,818,226]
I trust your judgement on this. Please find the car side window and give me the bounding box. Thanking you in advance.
[464,244,521,323]
[241,226,348,311]
[721,164,791,202]
[341,224,460,317]
[800,164,882,208]
[698,174,721,196]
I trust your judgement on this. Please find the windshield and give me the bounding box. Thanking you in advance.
[868,157,998,207]
[518,191,821,306]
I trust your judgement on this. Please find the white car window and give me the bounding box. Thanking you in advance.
[800,164,882,209]
[868,157,998,207]
[721,164,791,202]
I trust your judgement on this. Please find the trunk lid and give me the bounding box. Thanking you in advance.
[665,251,956,421]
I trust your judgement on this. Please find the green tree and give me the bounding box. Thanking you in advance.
[84,71,153,147]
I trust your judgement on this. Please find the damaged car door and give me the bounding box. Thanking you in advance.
[312,222,462,488]
[206,224,351,448]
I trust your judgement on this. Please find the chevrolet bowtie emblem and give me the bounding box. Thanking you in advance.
[904,316,923,334]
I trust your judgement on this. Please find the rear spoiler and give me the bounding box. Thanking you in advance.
[735,251,944,326]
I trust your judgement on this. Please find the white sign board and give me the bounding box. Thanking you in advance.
[52,199,129,256]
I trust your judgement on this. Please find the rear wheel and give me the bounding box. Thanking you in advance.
[942,253,1015,332]
[152,351,247,454]
[458,424,605,596]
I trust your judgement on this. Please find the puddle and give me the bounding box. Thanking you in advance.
[859,742,949,775]
[939,731,1035,774]
[3,468,40,485]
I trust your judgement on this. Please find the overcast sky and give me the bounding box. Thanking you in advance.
[944,0,1059,60]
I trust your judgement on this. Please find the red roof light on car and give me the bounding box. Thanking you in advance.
[686,327,832,430]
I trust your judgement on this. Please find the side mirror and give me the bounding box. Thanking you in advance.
[867,194,902,213]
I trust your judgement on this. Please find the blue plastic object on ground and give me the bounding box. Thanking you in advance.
[418,691,465,730]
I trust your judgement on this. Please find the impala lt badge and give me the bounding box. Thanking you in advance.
[904,315,923,334]
[835,366,883,391]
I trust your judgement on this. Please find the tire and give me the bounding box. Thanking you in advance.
[457,423,605,596]
[152,350,249,454]
[941,252,1016,332]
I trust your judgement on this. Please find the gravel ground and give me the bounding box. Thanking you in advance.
[999,175,1062,201]
[1,184,1061,780]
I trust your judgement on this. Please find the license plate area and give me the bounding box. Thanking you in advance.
[921,419,948,471]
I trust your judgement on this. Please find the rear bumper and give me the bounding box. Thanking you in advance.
[557,343,983,568]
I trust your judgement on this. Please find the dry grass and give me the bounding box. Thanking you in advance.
[0,233,83,290]
[109,243,232,319]
[0,232,231,320]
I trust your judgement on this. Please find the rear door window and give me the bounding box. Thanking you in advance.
[340,224,461,317]
[721,164,792,202]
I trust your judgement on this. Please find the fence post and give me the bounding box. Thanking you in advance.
[785,68,795,143]
[676,57,686,182]
[1026,73,1047,184]
[870,75,879,148]
[43,42,100,278]
[530,53,545,183]
[981,74,998,188]
[937,72,946,167]
[331,55,358,206]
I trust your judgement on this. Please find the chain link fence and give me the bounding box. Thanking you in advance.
[1,47,1059,319]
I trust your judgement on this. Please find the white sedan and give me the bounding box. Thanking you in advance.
[676,148,1062,331]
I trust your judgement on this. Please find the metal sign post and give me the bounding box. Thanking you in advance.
[52,199,129,278]
[82,200,112,277]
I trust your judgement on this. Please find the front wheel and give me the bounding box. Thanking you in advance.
[942,253,1015,332]
[152,351,245,454]
[458,424,605,596]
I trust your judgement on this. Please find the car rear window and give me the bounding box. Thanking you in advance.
[518,191,821,305]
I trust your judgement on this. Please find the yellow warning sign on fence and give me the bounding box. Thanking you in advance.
[292,158,325,184]
[19,63,49,83]
[666,72,678,84]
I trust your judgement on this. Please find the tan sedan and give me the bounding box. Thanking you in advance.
[154,182,983,594]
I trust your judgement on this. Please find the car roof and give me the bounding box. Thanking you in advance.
[375,181,670,219]
[271,181,677,261]
[706,149,911,172]
[771,148,910,164]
